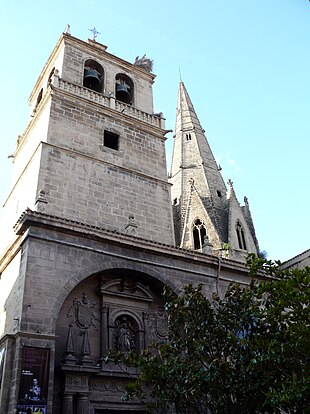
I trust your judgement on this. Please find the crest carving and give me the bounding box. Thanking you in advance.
[67,293,98,330]
[144,311,168,343]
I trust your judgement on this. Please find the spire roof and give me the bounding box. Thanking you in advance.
[172,81,227,206]
[176,81,204,137]
[170,81,259,257]
[170,82,228,246]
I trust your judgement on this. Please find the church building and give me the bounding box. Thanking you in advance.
[0,31,259,413]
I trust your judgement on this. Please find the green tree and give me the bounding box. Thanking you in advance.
[111,256,310,413]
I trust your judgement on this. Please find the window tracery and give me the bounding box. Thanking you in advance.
[236,220,247,250]
[192,219,207,250]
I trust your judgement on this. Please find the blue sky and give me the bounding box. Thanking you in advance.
[0,1,309,261]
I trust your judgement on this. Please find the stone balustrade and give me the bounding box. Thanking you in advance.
[57,79,164,129]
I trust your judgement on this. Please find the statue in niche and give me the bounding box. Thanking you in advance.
[115,317,136,353]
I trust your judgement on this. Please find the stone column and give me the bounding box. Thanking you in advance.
[109,93,116,110]
[100,305,108,357]
[62,392,74,414]
[77,392,90,414]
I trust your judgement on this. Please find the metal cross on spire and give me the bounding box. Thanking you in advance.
[89,27,100,41]
[179,67,183,82]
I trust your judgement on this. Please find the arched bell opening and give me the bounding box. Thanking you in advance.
[115,73,134,105]
[83,59,104,93]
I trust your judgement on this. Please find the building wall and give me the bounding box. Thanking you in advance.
[28,42,174,244]
[0,251,22,337]
[0,212,255,413]
[0,146,42,253]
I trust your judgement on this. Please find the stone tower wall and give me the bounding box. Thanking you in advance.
[1,34,174,248]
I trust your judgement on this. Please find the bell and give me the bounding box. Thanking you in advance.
[83,69,101,92]
[116,83,131,104]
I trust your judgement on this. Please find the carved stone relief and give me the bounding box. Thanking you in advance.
[65,293,99,365]
[67,293,98,330]
[143,311,168,345]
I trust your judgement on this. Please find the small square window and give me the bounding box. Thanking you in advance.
[104,130,119,150]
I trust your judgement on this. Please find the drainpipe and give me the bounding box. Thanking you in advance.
[216,257,221,296]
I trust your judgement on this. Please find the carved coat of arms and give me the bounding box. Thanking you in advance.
[67,293,97,330]
[144,312,168,344]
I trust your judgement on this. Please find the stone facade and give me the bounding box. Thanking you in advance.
[0,33,263,413]
[280,249,310,270]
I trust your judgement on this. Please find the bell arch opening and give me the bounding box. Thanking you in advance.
[115,73,134,105]
[83,59,104,93]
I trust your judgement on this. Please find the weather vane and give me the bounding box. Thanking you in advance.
[89,27,100,41]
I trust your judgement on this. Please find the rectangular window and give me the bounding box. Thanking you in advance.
[104,130,119,150]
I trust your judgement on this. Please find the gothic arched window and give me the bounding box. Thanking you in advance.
[115,73,134,105]
[192,219,207,250]
[236,220,247,250]
[83,59,104,93]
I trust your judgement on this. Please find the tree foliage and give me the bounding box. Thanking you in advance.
[110,256,310,413]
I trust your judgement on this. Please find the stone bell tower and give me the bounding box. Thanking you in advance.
[0,32,176,414]
[0,32,174,255]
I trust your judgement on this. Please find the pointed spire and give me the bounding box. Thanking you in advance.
[242,196,259,251]
[170,82,228,249]
[170,81,259,259]
[64,323,76,365]
[176,82,204,132]
[227,179,238,202]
